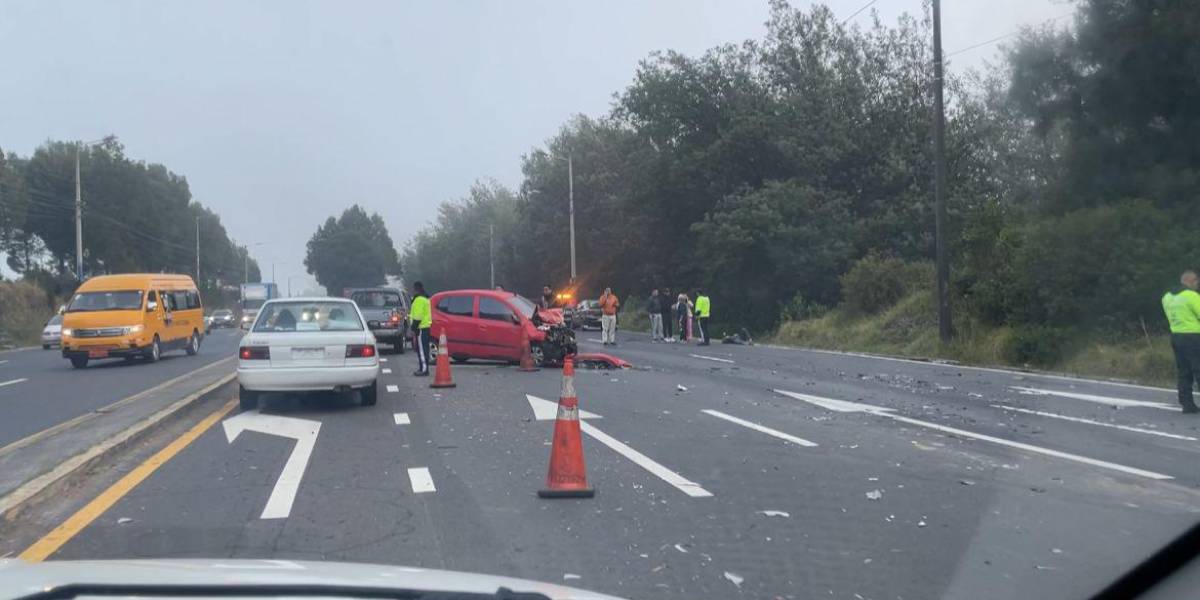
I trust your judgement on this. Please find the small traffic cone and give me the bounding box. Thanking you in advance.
[538,358,594,498]
[518,327,540,372]
[430,330,456,388]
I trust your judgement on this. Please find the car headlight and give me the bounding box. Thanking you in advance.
[123,325,144,335]
[242,315,252,322]
[61,328,73,337]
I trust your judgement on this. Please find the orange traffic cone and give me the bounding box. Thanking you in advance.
[538,357,594,498]
[518,327,540,372]
[430,331,456,389]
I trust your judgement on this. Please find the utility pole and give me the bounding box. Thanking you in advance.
[932,0,952,342]
[568,154,576,283]
[489,223,495,289]
[74,145,83,281]
[243,247,249,283]
[195,216,200,282]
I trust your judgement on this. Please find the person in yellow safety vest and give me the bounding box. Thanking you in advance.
[409,281,432,377]
[1162,270,1200,414]
[694,289,711,346]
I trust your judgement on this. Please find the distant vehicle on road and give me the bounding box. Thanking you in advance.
[574,299,602,330]
[209,308,236,328]
[347,287,409,354]
[61,273,204,369]
[239,282,280,329]
[41,314,62,349]
[237,297,380,410]
[431,289,577,366]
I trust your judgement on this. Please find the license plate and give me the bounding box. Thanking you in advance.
[292,347,324,359]
[87,349,109,358]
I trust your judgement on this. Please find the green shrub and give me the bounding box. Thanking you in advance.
[1003,325,1070,367]
[840,253,932,316]
[0,280,55,347]
[778,293,828,323]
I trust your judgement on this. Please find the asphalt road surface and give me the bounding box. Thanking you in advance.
[5,329,1200,599]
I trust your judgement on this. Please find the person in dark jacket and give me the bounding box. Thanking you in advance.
[660,287,674,342]
[647,289,663,341]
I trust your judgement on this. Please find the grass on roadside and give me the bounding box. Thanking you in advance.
[0,280,56,347]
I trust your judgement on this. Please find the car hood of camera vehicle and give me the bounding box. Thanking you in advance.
[0,559,628,600]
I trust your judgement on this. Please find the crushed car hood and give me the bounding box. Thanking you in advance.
[0,559,627,600]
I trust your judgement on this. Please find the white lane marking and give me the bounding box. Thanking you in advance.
[0,378,28,388]
[587,338,604,344]
[1010,386,1175,411]
[222,411,322,519]
[525,394,603,420]
[386,385,399,393]
[526,394,709,497]
[0,360,9,365]
[994,405,1197,441]
[779,346,1174,393]
[393,412,411,425]
[380,358,388,362]
[382,368,392,374]
[408,467,435,493]
[774,389,1173,481]
[580,422,714,497]
[690,354,734,364]
[701,409,818,447]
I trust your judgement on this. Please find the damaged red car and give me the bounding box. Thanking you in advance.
[430,289,577,366]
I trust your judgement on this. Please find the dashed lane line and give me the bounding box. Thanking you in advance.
[393,412,410,425]
[701,409,817,447]
[994,404,1198,441]
[408,467,436,493]
[386,385,399,393]
[690,354,734,364]
[0,378,28,389]
[382,368,392,374]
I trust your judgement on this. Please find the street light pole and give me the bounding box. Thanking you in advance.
[74,146,83,281]
[932,0,952,342]
[195,216,200,282]
[568,154,576,283]
[489,223,495,289]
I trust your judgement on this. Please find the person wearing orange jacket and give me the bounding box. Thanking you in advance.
[598,287,620,346]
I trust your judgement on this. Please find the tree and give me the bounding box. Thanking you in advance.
[304,205,400,295]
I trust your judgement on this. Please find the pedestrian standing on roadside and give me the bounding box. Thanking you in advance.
[409,281,432,376]
[695,289,711,346]
[1163,270,1200,414]
[660,287,674,342]
[647,288,663,341]
[539,284,554,310]
[599,287,620,346]
[674,292,692,343]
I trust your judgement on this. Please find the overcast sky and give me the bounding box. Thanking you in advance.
[0,0,1070,292]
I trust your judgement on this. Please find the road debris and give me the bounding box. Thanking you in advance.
[865,489,883,501]
[674,543,690,554]
[117,517,133,525]
[757,510,790,518]
[676,384,688,392]
[723,571,744,589]
[563,573,581,580]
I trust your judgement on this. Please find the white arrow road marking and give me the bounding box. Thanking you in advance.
[408,467,436,493]
[994,405,1198,441]
[690,354,734,364]
[393,412,410,425]
[0,378,27,388]
[526,394,712,498]
[386,385,399,393]
[701,409,818,447]
[380,358,388,362]
[774,389,1173,481]
[222,411,322,519]
[1010,386,1175,410]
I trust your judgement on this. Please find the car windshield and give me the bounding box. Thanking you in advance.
[509,294,536,318]
[66,290,143,312]
[253,301,363,332]
[351,290,402,308]
[241,299,266,310]
[47,315,62,325]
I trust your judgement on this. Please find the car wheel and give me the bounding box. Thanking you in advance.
[531,343,546,367]
[42,344,50,350]
[69,356,88,369]
[361,381,378,406]
[185,331,200,356]
[239,385,258,411]
[147,336,161,362]
[395,339,405,354]
[451,355,469,364]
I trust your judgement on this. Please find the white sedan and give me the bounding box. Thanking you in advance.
[237,297,380,410]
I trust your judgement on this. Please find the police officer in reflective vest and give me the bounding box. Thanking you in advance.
[1162,271,1200,414]
[694,289,712,346]
[409,281,432,377]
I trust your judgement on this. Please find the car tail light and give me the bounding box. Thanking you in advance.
[240,346,270,360]
[346,344,376,358]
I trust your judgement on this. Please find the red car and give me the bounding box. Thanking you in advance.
[430,289,577,366]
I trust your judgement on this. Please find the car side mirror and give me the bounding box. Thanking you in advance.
[511,313,521,325]
[147,300,157,312]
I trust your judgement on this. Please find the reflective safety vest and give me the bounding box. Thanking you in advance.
[409,295,432,329]
[1163,289,1200,334]
[695,295,711,318]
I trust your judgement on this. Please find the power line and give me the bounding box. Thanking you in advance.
[945,13,1073,58]
[842,0,879,24]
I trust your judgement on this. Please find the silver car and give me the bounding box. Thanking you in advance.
[237,297,380,410]
[40,314,62,349]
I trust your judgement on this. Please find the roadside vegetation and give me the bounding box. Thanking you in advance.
[0,280,55,347]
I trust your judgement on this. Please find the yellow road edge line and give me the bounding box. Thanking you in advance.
[18,398,238,562]
[0,373,236,518]
[0,356,236,459]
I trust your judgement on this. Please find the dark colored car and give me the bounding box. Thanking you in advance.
[348,287,409,354]
[574,299,602,330]
[209,309,236,328]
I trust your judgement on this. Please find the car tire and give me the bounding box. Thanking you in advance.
[42,344,50,350]
[146,336,162,362]
[452,355,469,364]
[531,343,546,367]
[361,381,378,406]
[69,356,88,369]
[239,385,258,411]
[185,331,200,356]
[395,339,405,355]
